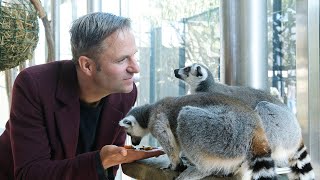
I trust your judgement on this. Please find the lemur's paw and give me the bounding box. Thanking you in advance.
[164,162,187,171]
[160,163,174,170]
[162,163,178,171]
[169,163,177,170]
[160,166,169,170]
[175,163,187,172]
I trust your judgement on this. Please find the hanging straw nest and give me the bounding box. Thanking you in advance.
[0,0,39,71]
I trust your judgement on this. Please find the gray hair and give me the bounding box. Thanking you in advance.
[70,12,131,64]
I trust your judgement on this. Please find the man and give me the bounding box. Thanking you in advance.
[0,12,140,180]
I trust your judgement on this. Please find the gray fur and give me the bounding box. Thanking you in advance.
[178,105,255,158]
[174,63,285,108]
[174,63,301,155]
[254,101,301,165]
[174,63,315,179]
[120,93,277,179]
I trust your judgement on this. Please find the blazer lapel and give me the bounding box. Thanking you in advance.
[54,61,80,158]
[54,105,80,158]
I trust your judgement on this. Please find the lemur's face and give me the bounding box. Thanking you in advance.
[119,115,147,145]
[174,63,208,86]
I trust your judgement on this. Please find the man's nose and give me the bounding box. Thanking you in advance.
[128,58,140,73]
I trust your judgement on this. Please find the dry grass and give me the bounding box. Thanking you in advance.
[0,1,39,71]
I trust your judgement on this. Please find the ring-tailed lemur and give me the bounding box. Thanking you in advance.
[174,63,315,179]
[174,63,285,107]
[120,93,278,180]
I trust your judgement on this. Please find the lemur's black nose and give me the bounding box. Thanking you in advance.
[174,69,181,78]
[131,136,142,146]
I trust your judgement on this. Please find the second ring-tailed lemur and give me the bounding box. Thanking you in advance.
[174,63,314,180]
[120,93,278,180]
[174,63,284,107]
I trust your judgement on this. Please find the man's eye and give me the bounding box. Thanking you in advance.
[118,58,128,63]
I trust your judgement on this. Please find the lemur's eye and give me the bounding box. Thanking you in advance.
[123,119,132,126]
[184,67,191,73]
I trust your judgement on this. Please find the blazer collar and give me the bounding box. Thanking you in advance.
[54,61,80,157]
[56,60,79,105]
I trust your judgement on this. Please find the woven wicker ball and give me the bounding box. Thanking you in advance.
[0,0,39,71]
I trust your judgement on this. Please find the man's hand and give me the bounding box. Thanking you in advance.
[99,145,133,169]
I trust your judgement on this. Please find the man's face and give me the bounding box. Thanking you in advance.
[92,29,140,95]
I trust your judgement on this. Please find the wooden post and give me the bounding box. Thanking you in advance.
[30,0,55,62]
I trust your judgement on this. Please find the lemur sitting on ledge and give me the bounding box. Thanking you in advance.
[173,63,314,180]
[121,93,281,180]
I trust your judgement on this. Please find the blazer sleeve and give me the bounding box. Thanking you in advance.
[10,70,100,180]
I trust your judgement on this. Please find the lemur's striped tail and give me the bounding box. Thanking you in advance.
[249,126,278,180]
[288,143,315,180]
[250,154,277,180]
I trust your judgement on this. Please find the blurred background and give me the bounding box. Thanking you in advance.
[0,0,319,179]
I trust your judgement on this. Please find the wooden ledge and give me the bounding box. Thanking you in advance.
[122,155,288,180]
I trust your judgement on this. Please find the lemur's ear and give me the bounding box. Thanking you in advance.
[196,66,203,77]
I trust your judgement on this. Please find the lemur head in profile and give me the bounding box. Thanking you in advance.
[119,104,151,145]
[174,63,213,93]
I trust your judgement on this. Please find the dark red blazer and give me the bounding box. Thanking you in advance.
[0,60,137,180]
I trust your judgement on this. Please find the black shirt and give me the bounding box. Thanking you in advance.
[77,99,104,153]
[77,98,114,180]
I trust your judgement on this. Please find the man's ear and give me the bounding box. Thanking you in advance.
[78,56,94,76]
